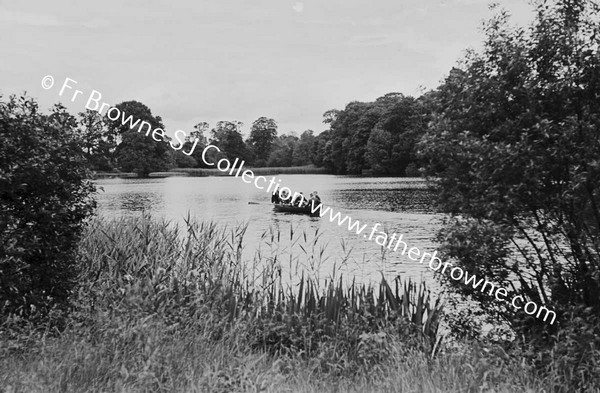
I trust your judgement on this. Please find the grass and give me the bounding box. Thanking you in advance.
[0,215,591,392]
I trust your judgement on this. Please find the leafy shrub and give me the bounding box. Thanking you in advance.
[420,1,600,388]
[0,94,96,321]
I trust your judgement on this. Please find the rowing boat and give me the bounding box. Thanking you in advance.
[273,203,313,215]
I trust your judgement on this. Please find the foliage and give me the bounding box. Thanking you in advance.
[248,117,278,166]
[419,0,600,387]
[111,101,175,176]
[0,94,96,320]
[171,122,209,168]
[75,215,442,371]
[267,134,299,167]
[77,109,117,171]
[0,216,586,392]
[291,130,316,166]
[318,93,428,175]
[210,120,253,163]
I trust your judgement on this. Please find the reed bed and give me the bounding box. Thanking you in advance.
[0,215,569,392]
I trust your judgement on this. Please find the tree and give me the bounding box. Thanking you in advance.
[420,1,600,382]
[78,109,117,171]
[312,130,332,168]
[322,93,425,175]
[248,117,277,166]
[0,95,96,320]
[292,130,316,166]
[267,134,299,167]
[322,109,340,125]
[110,101,174,176]
[173,122,209,168]
[210,121,252,162]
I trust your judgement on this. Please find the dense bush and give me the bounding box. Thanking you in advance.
[0,94,96,320]
[420,0,600,389]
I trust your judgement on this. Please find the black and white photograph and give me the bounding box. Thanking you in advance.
[1,0,599,392]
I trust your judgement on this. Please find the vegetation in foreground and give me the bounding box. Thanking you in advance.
[1,216,596,393]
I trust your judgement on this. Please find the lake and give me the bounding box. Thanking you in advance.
[94,175,444,291]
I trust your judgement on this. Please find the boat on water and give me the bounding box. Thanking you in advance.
[273,203,313,215]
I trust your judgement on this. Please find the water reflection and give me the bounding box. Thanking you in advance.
[93,175,443,291]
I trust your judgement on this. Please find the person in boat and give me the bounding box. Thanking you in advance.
[309,191,322,216]
[299,194,309,207]
[313,191,321,204]
[279,190,292,204]
[293,192,306,207]
[271,190,280,204]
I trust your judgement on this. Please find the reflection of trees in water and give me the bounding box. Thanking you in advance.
[334,188,435,213]
[119,193,164,212]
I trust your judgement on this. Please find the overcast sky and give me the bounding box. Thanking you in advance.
[1,0,534,137]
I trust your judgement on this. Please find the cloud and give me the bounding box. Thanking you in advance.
[0,6,109,29]
[82,18,110,29]
[292,2,304,14]
[0,7,63,27]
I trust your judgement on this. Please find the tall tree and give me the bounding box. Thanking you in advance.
[173,121,209,168]
[366,94,430,175]
[292,130,316,166]
[78,109,117,171]
[210,121,252,162]
[110,101,174,176]
[248,117,277,166]
[267,134,299,167]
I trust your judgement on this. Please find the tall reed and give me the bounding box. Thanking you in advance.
[77,214,443,371]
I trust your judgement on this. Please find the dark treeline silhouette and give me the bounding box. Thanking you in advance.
[316,92,434,176]
[75,94,436,177]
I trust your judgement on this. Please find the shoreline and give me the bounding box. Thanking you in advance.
[92,166,429,179]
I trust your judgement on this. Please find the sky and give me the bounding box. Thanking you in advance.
[0,0,535,137]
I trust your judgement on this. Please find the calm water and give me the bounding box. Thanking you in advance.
[94,175,444,289]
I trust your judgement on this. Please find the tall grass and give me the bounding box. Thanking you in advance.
[0,215,585,392]
[76,215,443,355]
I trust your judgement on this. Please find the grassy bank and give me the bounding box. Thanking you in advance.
[0,216,576,392]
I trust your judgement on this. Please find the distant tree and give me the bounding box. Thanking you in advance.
[0,95,96,320]
[311,130,331,168]
[365,95,429,175]
[364,128,393,174]
[189,122,210,145]
[322,109,340,125]
[173,122,209,168]
[267,134,299,167]
[323,94,417,175]
[78,109,117,171]
[210,121,252,163]
[329,101,384,174]
[110,101,174,176]
[248,117,278,166]
[291,130,315,166]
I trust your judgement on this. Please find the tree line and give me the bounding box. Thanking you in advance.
[73,92,437,177]
[78,103,326,176]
